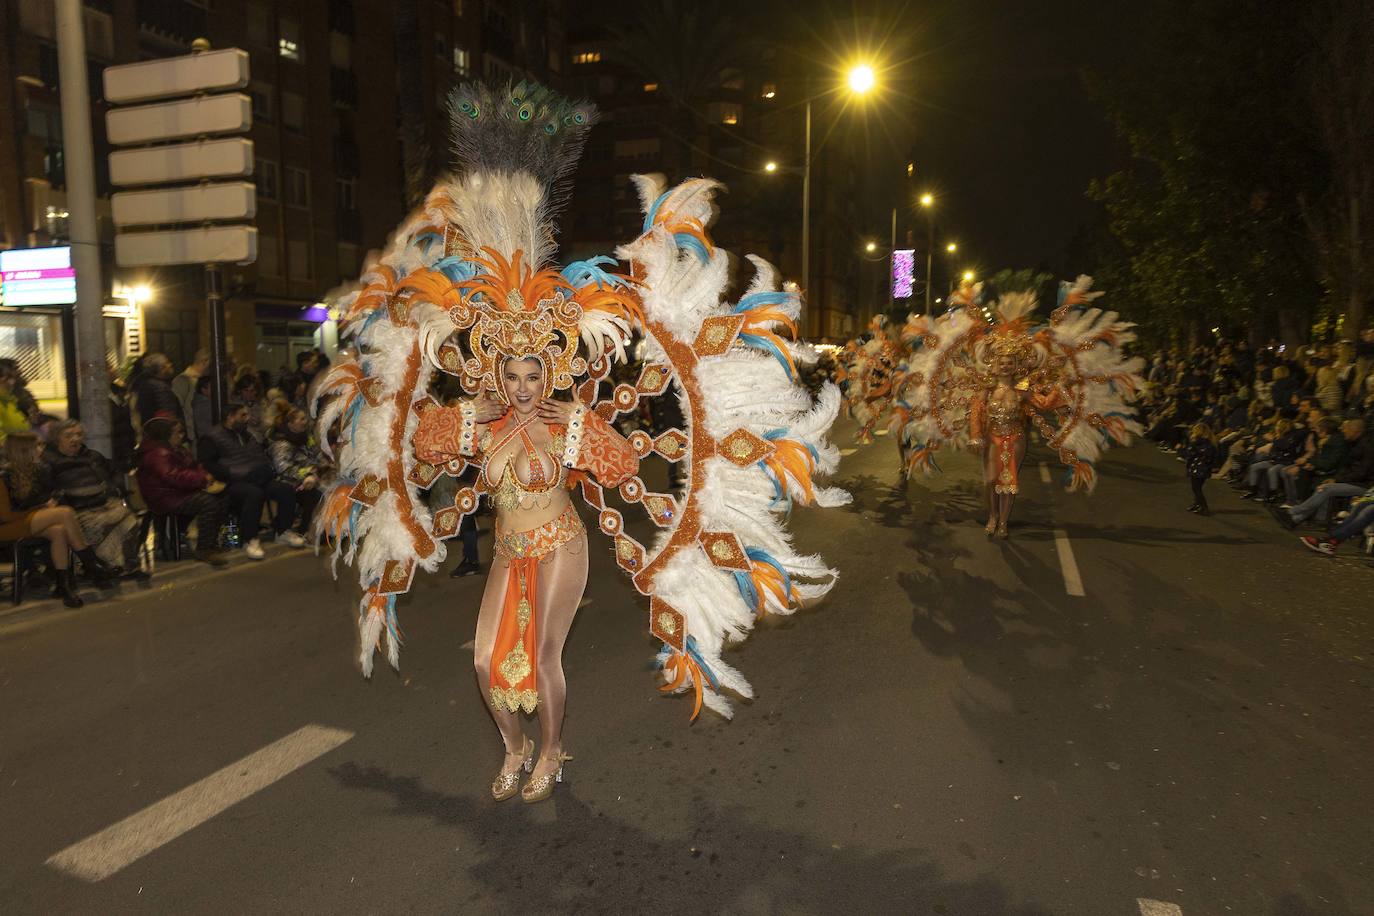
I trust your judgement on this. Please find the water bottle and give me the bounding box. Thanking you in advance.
[224,517,240,548]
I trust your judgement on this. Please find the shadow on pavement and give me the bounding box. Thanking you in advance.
[328,761,1053,915]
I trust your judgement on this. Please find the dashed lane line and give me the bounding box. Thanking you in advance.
[839,448,858,457]
[1053,528,1086,597]
[45,724,354,882]
[1138,899,1183,916]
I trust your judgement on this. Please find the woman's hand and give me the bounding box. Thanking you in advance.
[536,398,576,425]
[471,397,506,424]
[205,479,227,495]
[300,474,319,491]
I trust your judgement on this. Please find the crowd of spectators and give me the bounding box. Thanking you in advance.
[0,348,335,606]
[1140,330,1374,560]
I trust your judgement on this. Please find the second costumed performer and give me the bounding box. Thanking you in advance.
[313,80,849,804]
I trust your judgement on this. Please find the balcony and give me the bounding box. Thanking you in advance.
[136,0,207,45]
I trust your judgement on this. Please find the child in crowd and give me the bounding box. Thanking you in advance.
[1180,422,1220,516]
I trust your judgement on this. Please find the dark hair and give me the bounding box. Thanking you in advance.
[225,400,247,415]
[142,416,181,445]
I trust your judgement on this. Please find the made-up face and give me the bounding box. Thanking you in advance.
[501,358,545,413]
[288,412,308,435]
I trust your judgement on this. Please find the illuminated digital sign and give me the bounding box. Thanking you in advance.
[892,248,915,299]
[0,247,77,307]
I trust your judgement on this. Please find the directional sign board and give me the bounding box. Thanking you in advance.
[116,226,257,268]
[103,48,248,104]
[110,138,254,187]
[106,94,251,146]
[104,48,255,267]
[112,182,256,227]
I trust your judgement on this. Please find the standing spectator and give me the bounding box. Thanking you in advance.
[0,365,29,441]
[108,377,137,474]
[1269,365,1299,414]
[130,353,184,431]
[190,372,216,441]
[197,402,305,559]
[171,348,210,428]
[1,432,113,606]
[266,407,327,540]
[1314,363,1344,413]
[1180,422,1220,516]
[135,418,229,566]
[44,420,143,576]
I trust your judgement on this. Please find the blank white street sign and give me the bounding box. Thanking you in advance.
[110,138,253,187]
[103,48,249,105]
[112,182,256,227]
[116,226,257,267]
[106,94,251,146]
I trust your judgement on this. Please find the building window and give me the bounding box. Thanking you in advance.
[643,82,658,92]
[906,161,914,177]
[285,167,309,207]
[245,2,271,46]
[288,239,311,280]
[720,69,744,90]
[249,81,274,123]
[330,31,352,69]
[337,242,359,278]
[257,233,280,276]
[761,82,777,100]
[710,102,742,126]
[279,18,303,61]
[571,50,601,65]
[452,46,470,77]
[281,92,306,132]
[336,177,356,212]
[254,159,278,200]
[613,138,661,159]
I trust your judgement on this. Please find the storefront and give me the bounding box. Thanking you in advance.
[0,246,145,412]
[253,301,339,380]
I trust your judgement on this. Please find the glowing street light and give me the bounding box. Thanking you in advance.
[962,270,976,283]
[919,192,934,208]
[847,64,876,95]
[764,160,779,173]
[946,242,957,254]
[132,284,153,304]
[865,240,878,253]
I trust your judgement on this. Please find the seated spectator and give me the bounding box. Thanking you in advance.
[1270,365,1299,413]
[1279,418,1374,527]
[1,431,114,607]
[1298,486,1374,556]
[233,373,269,441]
[266,406,327,540]
[1242,418,1302,500]
[135,418,229,566]
[130,353,184,431]
[44,419,144,577]
[197,402,306,559]
[1278,417,1348,508]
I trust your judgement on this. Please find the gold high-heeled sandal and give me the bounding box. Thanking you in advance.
[995,521,1009,539]
[984,519,997,536]
[520,751,572,804]
[490,736,534,802]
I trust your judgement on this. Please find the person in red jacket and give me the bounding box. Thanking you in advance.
[135,417,229,566]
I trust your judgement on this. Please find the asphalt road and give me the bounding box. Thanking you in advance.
[1,423,1371,915]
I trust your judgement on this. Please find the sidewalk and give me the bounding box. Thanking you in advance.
[0,541,312,631]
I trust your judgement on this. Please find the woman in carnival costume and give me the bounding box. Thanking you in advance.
[899,277,1144,537]
[312,81,848,803]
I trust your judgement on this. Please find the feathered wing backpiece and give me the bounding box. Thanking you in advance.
[899,277,1143,488]
[314,81,848,720]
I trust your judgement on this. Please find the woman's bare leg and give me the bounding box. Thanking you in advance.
[472,555,527,768]
[982,446,998,532]
[35,522,70,569]
[29,507,88,551]
[996,434,1028,529]
[530,532,589,780]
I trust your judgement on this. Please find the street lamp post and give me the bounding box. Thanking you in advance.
[920,192,935,313]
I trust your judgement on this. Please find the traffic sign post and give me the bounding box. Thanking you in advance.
[104,41,255,422]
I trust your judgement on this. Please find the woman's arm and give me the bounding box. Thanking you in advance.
[542,401,638,487]
[413,398,504,464]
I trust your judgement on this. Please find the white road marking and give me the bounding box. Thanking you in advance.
[46,724,354,882]
[874,428,889,437]
[1053,528,1085,597]
[839,448,858,457]
[1038,462,1052,484]
[1137,900,1183,916]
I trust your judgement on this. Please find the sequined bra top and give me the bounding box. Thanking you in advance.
[481,419,566,513]
[986,397,1024,435]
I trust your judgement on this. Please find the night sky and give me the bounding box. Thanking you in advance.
[820,0,1139,276]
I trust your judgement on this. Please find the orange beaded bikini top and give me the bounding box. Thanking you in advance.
[480,416,566,511]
